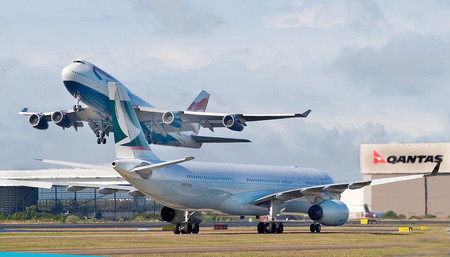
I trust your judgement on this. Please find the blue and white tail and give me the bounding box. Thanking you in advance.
[108,82,160,162]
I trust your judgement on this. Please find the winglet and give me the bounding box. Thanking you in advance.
[296,109,311,118]
[21,108,28,112]
[425,162,441,177]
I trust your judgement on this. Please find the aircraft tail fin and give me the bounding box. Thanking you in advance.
[186,90,210,134]
[108,82,160,162]
[187,90,210,112]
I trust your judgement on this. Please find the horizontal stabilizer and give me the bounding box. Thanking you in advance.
[191,135,251,144]
[115,157,195,179]
[36,159,112,171]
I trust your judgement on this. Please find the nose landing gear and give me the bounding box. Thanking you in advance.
[310,223,321,233]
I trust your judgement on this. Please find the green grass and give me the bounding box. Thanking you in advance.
[0,225,448,256]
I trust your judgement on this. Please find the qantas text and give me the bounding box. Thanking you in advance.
[386,155,443,164]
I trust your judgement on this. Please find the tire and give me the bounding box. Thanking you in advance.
[183,222,192,234]
[276,222,284,233]
[257,222,265,234]
[310,224,315,233]
[102,137,106,144]
[315,224,321,233]
[192,222,199,234]
[173,223,181,234]
[267,222,276,233]
[97,138,101,144]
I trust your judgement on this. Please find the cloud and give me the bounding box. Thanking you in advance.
[335,33,450,96]
[264,0,389,33]
[132,0,225,35]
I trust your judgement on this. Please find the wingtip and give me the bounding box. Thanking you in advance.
[34,158,43,162]
[298,109,311,118]
[426,162,441,177]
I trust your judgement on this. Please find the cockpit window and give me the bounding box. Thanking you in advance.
[73,60,85,64]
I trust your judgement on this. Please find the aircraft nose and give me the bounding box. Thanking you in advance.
[61,64,76,82]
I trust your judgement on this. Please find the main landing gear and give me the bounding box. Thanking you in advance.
[173,222,200,234]
[172,211,201,234]
[257,199,284,234]
[96,130,107,144]
[257,221,284,234]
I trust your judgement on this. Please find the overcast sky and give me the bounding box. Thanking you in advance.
[1,0,450,181]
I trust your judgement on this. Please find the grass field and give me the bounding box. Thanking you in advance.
[0,224,448,256]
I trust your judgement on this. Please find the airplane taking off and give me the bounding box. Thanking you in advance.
[19,59,311,148]
[26,81,437,234]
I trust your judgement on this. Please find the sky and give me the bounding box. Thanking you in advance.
[1,0,450,181]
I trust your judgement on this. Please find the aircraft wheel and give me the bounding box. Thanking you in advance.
[100,131,105,138]
[315,224,321,233]
[97,138,101,144]
[73,105,82,112]
[192,222,199,234]
[173,223,181,234]
[267,222,276,233]
[276,222,284,233]
[102,137,106,144]
[257,222,265,234]
[310,223,321,233]
[183,222,192,234]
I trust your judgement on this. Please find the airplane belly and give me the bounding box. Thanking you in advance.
[127,178,230,211]
[63,80,111,116]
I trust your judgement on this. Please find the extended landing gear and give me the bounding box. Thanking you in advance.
[73,97,82,112]
[257,221,284,234]
[96,130,107,144]
[173,222,200,234]
[73,104,82,112]
[310,223,321,233]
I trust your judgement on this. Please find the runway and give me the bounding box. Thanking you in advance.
[1,221,449,256]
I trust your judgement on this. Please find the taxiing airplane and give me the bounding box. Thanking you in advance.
[19,59,311,148]
[20,81,438,234]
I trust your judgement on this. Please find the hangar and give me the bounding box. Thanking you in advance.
[360,143,450,218]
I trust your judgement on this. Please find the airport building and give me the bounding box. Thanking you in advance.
[0,169,162,220]
[360,143,450,218]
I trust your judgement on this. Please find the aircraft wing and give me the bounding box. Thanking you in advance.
[250,162,441,205]
[19,106,106,131]
[135,106,311,133]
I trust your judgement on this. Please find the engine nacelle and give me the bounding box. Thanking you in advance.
[222,114,244,131]
[162,111,183,128]
[308,200,349,226]
[161,206,185,224]
[28,113,48,130]
[51,110,71,128]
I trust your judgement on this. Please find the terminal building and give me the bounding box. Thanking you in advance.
[0,169,161,219]
[360,143,450,218]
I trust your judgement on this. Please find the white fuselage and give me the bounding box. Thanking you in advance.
[117,160,335,216]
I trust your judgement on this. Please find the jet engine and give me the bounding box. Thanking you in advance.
[161,206,185,224]
[51,110,71,128]
[28,114,48,130]
[222,114,244,131]
[308,200,349,226]
[162,111,182,128]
